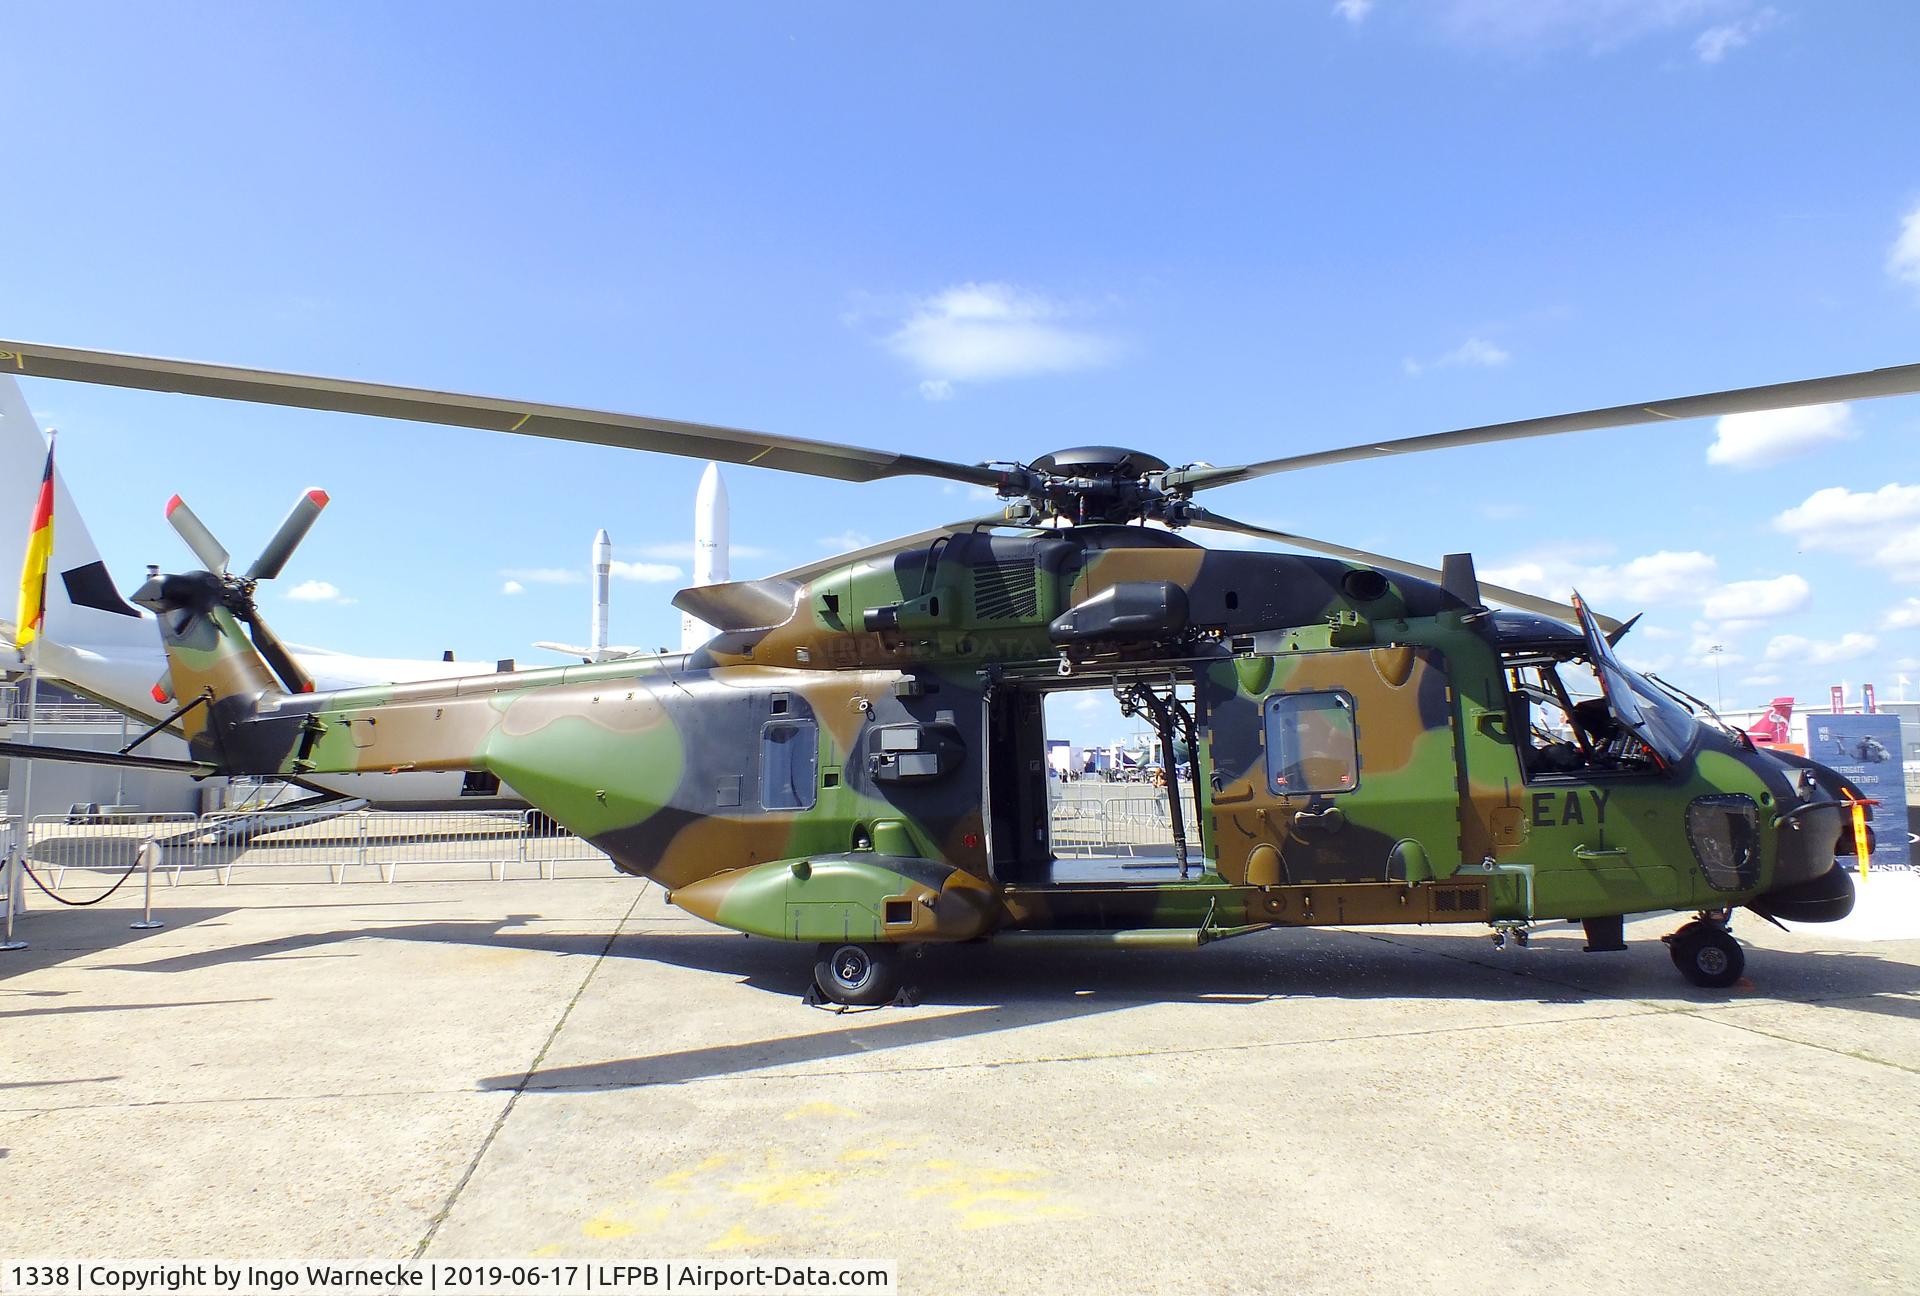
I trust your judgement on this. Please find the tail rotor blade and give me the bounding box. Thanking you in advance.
[246,488,330,580]
[244,615,314,694]
[165,495,230,573]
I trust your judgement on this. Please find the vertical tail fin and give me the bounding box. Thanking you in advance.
[1748,696,1796,744]
[0,375,152,649]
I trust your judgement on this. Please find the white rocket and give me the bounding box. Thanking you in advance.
[680,462,730,652]
[534,527,630,663]
[591,527,612,660]
[533,463,730,662]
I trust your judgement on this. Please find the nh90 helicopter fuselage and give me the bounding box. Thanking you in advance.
[134,521,1860,1003]
[9,339,1903,1005]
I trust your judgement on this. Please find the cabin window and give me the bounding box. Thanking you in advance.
[762,720,818,810]
[1265,691,1358,795]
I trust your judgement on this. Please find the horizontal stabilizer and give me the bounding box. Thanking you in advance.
[671,578,801,633]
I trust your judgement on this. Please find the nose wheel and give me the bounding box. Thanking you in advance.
[1664,917,1745,989]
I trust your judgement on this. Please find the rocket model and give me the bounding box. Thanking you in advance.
[680,462,730,652]
[534,527,625,663]
[534,463,729,661]
[592,527,612,660]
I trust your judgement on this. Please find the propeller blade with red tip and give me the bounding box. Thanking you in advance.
[164,494,230,573]
[246,488,330,581]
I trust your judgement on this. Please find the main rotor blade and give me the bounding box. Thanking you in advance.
[1169,361,1920,492]
[767,512,1027,585]
[164,495,230,573]
[246,488,330,581]
[0,340,1004,489]
[1185,507,1622,631]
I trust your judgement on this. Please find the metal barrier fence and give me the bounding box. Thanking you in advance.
[25,808,609,889]
[1048,792,1202,855]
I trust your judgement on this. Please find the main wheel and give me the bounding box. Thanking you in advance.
[1669,922,1745,989]
[813,942,903,1006]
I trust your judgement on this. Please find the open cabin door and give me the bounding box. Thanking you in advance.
[985,671,1207,885]
[1209,645,1461,887]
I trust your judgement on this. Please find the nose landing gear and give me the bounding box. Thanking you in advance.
[1663,911,1745,989]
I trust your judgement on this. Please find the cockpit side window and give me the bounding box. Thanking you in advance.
[1265,691,1359,795]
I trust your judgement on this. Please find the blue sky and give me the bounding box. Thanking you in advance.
[2,1,1917,715]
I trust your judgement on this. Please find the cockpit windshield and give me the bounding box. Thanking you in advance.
[1495,602,1699,779]
[1573,592,1697,766]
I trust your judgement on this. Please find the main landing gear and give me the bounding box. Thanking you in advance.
[808,942,913,1007]
[1663,911,1745,989]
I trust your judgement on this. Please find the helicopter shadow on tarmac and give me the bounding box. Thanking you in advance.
[76,912,1919,1091]
[488,922,1920,1093]
[96,910,1920,1012]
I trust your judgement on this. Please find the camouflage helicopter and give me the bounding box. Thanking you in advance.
[3,340,1912,1004]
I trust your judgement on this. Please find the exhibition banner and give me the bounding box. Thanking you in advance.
[1807,713,1912,867]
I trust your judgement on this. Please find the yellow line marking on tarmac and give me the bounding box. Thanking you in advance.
[707,1223,776,1251]
[781,1101,859,1121]
[728,1169,838,1210]
[837,1136,922,1163]
[582,1210,637,1240]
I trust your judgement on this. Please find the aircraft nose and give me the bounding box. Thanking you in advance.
[1750,857,1854,924]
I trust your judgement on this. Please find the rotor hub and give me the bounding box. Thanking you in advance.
[1001,445,1187,526]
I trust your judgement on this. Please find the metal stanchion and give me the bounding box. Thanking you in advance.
[2,837,28,951]
[130,838,163,931]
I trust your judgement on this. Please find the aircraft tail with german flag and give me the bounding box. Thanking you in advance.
[12,433,52,652]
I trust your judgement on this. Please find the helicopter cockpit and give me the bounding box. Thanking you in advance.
[1491,609,1700,779]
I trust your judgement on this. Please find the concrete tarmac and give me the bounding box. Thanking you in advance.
[1,865,1915,1294]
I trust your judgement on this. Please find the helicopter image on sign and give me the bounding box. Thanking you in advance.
[2,340,1910,1004]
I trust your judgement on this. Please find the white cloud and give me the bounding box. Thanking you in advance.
[1700,573,1809,623]
[1706,402,1854,469]
[1334,0,1375,23]
[501,580,525,596]
[1684,633,1744,670]
[1774,482,1920,581]
[1877,528,1920,582]
[1740,672,1784,687]
[884,283,1119,398]
[1883,598,1920,630]
[1404,336,1511,376]
[608,560,683,583]
[818,530,874,553]
[1692,6,1778,62]
[1889,201,1920,292]
[1764,632,1878,665]
[501,567,583,585]
[1775,482,1920,543]
[285,579,353,604]
[1434,0,1747,54]
[1482,549,1717,608]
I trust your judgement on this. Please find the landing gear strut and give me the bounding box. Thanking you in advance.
[1664,911,1745,989]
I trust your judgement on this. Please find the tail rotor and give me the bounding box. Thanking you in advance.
[161,488,332,695]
